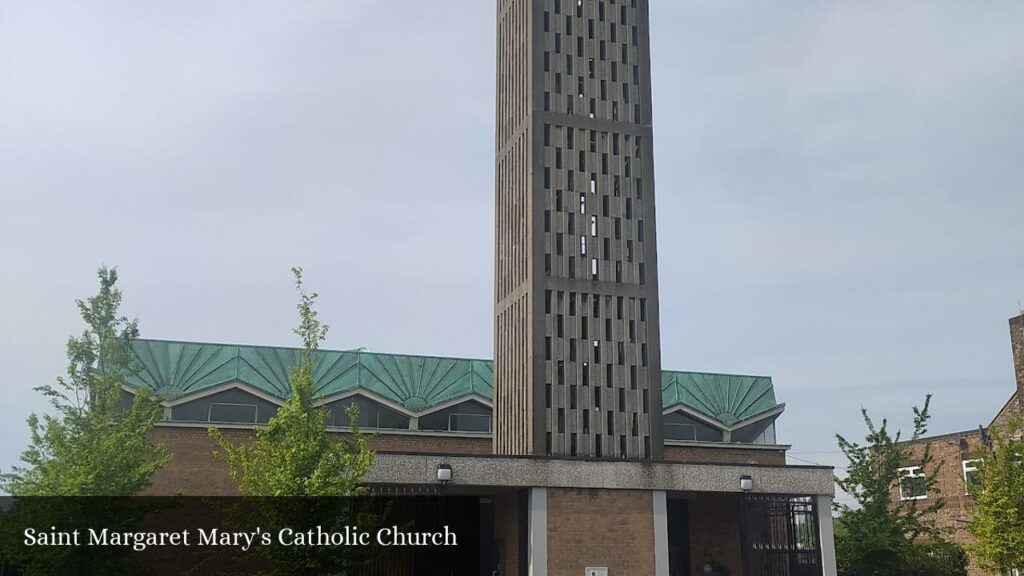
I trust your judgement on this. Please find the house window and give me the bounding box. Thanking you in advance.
[898,466,927,500]
[962,459,980,494]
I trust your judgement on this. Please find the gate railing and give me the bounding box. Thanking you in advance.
[742,494,822,576]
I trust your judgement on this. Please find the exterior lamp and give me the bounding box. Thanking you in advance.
[740,475,753,492]
[437,464,453,484]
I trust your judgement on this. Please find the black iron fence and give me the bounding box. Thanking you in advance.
[743,494,822,576]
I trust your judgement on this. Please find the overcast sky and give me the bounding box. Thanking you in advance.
[2,1,1023,503]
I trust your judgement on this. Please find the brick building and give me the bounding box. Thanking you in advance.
[124,2,839,575]
[129,340,834,575]
[894,314,1024,576]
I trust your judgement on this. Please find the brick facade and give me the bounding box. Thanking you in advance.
[146,425,785,496]
[894,405,1022,576]
[1011,314,1024,414]
[896,431,989,576]
[898,433,982,533]
[546,488,656,576]
[145,426,492,496]
[990,391,1020,432]
[146,426,795,576]
[664,444,786,466]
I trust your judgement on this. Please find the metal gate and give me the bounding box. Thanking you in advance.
[742,494,822,576]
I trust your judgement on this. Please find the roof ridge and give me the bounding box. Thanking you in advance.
[136,338,772,378]
[134,338,493,364]
[662,368,773,380]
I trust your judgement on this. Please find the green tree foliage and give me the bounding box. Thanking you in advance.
[967,418,1024,573]
[0,267,168,496]
[211,268,374,496]
[834,395,967,576]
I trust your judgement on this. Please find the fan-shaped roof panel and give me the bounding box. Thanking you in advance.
[126,339,782,426]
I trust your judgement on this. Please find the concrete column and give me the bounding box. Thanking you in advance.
[529,487,548,576]
[816,495,838,576]
[653,490,669,576]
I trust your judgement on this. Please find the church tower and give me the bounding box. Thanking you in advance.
[494,0,663,459]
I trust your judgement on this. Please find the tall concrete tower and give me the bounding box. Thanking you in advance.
[494,0,663,459]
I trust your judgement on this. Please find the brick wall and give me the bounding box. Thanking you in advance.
[897,431,991,576]
[663,444,786,465]
[687,493,744,575]
[1011,314,1024,413]
[990,391,1020,431]
[145,426,492,496]
[546,488,655,576]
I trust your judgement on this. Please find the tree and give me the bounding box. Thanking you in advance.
[834,395,967,576]
[207,269,378,575]
[967,418,1024,573]
[210,267,374,496]
[0,266,168,496]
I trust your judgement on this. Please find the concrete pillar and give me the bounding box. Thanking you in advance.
[653,490,669,576]
[816,495,838,576]
[529,487,547,576]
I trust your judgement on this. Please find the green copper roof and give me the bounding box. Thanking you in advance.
[127,339,492,412]
[126,339,782,426]
[660,371,779,426]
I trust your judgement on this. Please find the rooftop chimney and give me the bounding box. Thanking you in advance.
[1011,312,1024,413]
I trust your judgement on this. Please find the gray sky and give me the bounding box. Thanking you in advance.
[2,1,1023,503]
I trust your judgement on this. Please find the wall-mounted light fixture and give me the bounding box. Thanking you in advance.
[437,464,453,484]
[740,475,753,492]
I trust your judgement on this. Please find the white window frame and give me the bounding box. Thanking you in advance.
[898,466,927,501]
[962,459,981,494]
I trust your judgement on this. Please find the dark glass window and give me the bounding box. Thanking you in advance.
[662,411,723,442]
[325,396,410,430]
[419,400,491,433]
